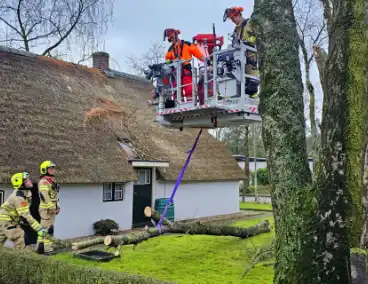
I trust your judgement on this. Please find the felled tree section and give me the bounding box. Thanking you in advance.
[251,0,313,283]
[104,207,271,248]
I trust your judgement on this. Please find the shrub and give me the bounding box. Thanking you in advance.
[249,168,269,186]
[257,168,269,185]
[93,219,119,236]
[248,185,271,195]
[0,247,172,284]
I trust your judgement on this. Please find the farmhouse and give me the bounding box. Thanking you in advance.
[0,46,245,240]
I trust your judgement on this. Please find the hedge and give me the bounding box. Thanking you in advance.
[0,247,174,284]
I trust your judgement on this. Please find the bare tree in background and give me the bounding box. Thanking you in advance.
[293,0,327,176]
[125,40,166,76]
[0,0,114,61]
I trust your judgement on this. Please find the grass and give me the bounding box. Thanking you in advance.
[53,216,275,284]
[240,202,273,212]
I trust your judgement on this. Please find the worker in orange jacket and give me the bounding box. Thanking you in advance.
[164,28,206,102]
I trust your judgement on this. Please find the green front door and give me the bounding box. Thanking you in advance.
[132,168,152,227]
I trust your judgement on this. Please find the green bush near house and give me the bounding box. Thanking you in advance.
[0,246,170,284]
[93,219,119,236]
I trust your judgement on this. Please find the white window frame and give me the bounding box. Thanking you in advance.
[114,183,123,200]
[103,183,124,202]
[0,190,4,206]
[134,169,151,185]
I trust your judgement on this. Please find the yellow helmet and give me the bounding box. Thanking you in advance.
[11,172,30,189]
[40,160,56,175]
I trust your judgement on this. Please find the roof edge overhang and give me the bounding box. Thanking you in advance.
[129,159,170,168]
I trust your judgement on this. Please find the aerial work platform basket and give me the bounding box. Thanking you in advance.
[146,31,261,130]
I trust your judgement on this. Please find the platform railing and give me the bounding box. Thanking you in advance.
[161,40,259,111]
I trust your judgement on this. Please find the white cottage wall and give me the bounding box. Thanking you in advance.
[54,182,134,239]
[154,180,239,221]
[0,184,12,205]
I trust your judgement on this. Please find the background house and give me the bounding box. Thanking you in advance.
[233,155,315,173]
[0,46,245,240]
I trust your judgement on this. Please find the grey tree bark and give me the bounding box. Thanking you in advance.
[297,0,368,282]
[251,0,313,282]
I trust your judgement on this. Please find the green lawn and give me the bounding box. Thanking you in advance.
[53,216,275,284]
[240,202,273,212]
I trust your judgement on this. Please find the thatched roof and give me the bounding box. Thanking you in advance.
[0,46,245,184]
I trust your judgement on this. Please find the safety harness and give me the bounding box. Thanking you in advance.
[167,40,193,75]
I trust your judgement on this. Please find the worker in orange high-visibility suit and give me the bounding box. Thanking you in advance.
[164,28,206,102]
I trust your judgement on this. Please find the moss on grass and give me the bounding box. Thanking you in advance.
[240,202,273,212]
[53,216,275,284]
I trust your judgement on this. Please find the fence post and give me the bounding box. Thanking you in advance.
[350,248,368,284]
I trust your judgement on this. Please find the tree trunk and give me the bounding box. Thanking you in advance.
[350,249,368,284]
[300,0,368,283]
[72,237,106,250]
[104,219,272,248]
[251,0,313,283]
[72,207,271,251]
[312,44,328,98]
[243,125,250,202]
[144,206,173,227]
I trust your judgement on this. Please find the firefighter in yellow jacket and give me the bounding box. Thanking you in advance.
[0,172,46,249]
[37,160,60,253]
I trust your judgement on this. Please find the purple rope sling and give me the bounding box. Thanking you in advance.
[156,128,203,231]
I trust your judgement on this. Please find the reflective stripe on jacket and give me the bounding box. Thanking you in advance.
[38,176,59,210]
[0,190,42,231]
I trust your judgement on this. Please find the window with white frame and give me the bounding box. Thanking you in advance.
[103,183,124,202]
[114,183,123,200]
[0,190,4,206]
[134,169,151,185]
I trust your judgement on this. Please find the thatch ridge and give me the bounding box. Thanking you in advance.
[0,46,245,184]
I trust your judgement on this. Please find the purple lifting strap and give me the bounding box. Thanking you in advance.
[156,128,203,231]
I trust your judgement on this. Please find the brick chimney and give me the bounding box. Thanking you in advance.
[92,51,109,70]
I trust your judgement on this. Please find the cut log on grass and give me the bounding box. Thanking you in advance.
[104,220,272,248]
[71,237,106,250]
[104,228,169,247]
[144,206,173,226]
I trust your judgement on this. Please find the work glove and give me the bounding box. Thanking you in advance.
[37,228,47,238]
[49,208,57,215]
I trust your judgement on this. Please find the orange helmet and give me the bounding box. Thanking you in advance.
[163,28,181,42]
[223,6,244,22]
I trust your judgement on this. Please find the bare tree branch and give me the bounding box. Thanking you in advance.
[41,0,85,55]
[294,0,327,177]
[0,0,114,62]
[125,40,166,76]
